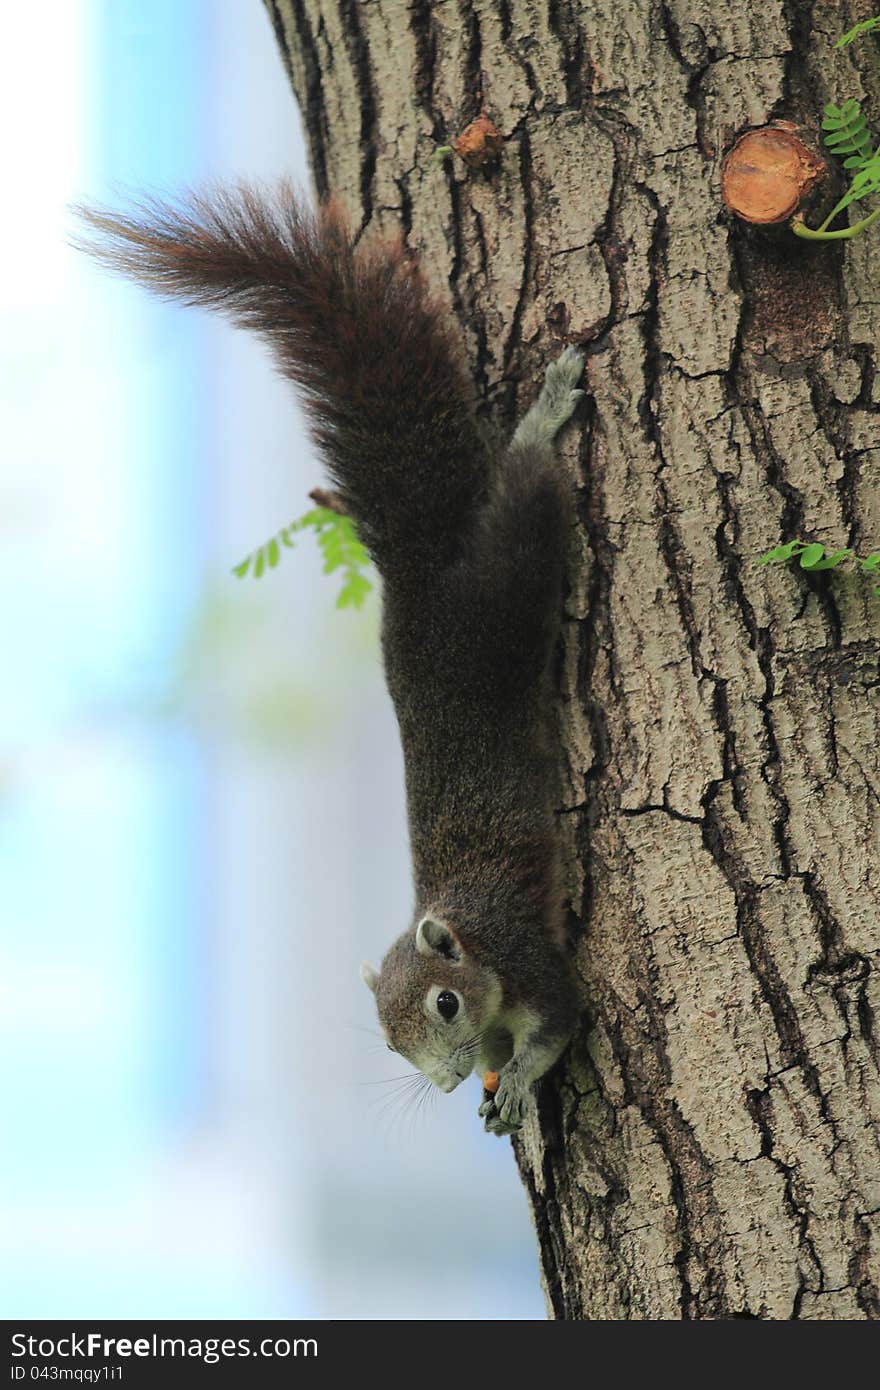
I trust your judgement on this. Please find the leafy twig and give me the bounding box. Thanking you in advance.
[792,20,880,242]
[793,98,880,240]
[758,539,880,597]
[233,507,373,609]
[835,16,880,49]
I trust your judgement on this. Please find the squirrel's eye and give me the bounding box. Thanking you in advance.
[436,990,459,1021]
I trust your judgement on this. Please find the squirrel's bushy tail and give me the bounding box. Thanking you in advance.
[75,183,488,574]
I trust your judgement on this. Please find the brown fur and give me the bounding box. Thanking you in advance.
[75,184,581,1126]
[74,183,487,580]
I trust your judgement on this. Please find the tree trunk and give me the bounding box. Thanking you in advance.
[265,0,880,1318]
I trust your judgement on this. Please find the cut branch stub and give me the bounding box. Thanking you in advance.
[722,125,827,225]
[452,113,503,168]
[308,486,349,517]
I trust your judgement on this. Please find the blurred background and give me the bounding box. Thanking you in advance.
[0,0,544,1318]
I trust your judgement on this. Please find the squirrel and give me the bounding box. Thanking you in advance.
[76,182,583,1136]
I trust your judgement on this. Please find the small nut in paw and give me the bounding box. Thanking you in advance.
[483,1067,525,1134]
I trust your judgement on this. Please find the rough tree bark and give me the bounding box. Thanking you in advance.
[265,0,880,1318]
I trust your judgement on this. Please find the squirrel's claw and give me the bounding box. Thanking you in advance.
[480,1098,521,1137]
[494,1074,527,1130]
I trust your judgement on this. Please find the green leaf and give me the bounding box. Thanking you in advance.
[824,119,867,140]
[860,553,880,571]
[805,548,852,570]
[230,504,373,606]
[337,571,372,609]
[758,539,807,564]
[822,98,874,171]
[845,164,878,197]
[836,16,880,49]
[799,543,826,569]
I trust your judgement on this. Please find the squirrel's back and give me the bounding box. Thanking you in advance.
[79,184,585,1130]
[79,183,572,940]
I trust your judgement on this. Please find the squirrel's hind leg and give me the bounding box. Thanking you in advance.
[477,344,585,565]
[452,349,583,689]
[510,346,585,453]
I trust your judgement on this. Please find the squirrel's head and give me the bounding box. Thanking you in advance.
[360,914,502,1093]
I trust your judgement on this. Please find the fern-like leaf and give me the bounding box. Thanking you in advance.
[337,570,372,610]
[847,153,880,199]
[232,506,373,608]
[814,99,880,226]
[795,21,880,240]
[822,99,873,166]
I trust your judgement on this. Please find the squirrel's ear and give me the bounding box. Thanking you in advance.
[360,961,379,993]
[415,916,462,962]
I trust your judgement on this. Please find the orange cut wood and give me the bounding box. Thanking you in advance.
[454,114,503,168]
[721,126,826,226]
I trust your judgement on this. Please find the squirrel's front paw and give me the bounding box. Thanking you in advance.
[478,1066,529,1136]
[478,1096,520,1137]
